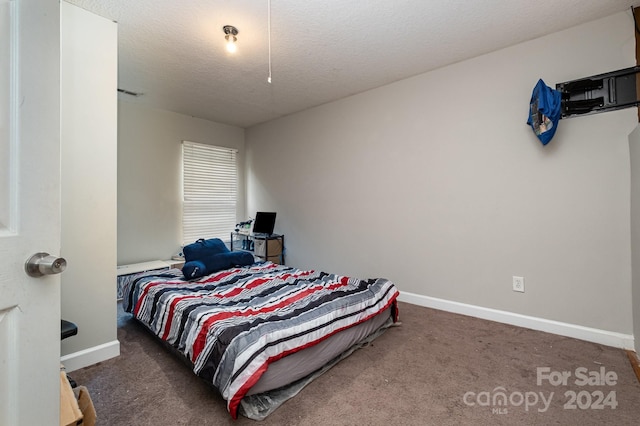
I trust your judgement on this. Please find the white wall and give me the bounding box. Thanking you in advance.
[246,12,637,336]
[60,2,118,365]
[117,101,245,264]
[630,125,640,354]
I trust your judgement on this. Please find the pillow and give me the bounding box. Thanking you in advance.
[182,260,206,279]
[183,238,230,262]
[229,250,255,266]
[182,251,255,279]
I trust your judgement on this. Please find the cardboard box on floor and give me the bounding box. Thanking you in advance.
[60,366,96,426]
[74,386,96,426]
[60,370,82,426]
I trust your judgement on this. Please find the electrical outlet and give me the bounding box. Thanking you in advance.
[513,276,525,293]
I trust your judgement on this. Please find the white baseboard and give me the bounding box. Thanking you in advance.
[61,340,120,372]
[57,295,634,372]
[398,291,635,350]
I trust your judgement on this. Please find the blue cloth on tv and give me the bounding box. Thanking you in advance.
[527,79,562,145]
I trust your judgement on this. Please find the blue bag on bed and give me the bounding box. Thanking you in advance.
[183,238,229,262]
[182,251,254,279]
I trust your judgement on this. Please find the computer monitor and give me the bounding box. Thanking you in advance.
[252,212,276,235]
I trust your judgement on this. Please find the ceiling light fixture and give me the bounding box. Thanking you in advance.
[223,25,238,53]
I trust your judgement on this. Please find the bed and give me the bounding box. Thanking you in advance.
[121,260,399,419]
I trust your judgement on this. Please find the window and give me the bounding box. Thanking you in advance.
[182,141,238,245]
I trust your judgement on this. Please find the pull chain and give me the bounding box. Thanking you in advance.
[267,0,272,83]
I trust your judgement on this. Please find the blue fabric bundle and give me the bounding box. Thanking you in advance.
[527,79,562,145]
[181,238,254,279]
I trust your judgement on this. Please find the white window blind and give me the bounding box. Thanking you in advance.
[182,141,238,245]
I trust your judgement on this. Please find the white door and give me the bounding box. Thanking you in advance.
[0,0,62,424]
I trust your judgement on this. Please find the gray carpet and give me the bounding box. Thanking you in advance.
[70,302,640,425]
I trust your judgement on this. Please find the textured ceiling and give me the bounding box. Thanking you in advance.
[66,0,637,128]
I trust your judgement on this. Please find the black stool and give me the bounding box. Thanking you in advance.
[61,319,78,340]
[61,319,78,388]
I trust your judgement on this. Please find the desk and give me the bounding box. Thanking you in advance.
[230,232,284,264]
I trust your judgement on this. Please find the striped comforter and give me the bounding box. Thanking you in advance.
[123,261,399,418]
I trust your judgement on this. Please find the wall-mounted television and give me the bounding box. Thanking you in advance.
[252,212,276,235]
